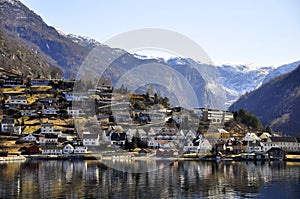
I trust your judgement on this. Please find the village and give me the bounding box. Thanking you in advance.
[1,68,300,162]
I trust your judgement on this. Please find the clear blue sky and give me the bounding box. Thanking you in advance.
[21,0,300,67]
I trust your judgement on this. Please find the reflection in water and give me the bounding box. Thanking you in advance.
[0,160,300,198]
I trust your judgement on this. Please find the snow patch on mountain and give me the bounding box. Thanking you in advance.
[263,60,300,84]
[56,28,100,48]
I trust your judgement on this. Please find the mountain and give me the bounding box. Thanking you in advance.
[229,65,300,136]
[262,60,300,84]
[166,58,299,108]
[1,0,299,110]
[56,29,100,51]
[0,0,90,78]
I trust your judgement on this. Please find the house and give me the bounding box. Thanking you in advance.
[64,92,88,101]
[3,78,24,87]
[83,134,100,146]
[218,129,231,140]
[30,79,50,86]
[196,108,234,124]
[74,146,88,154]
[40,122,54,134]
[42,105,58,116]
[148,127,157,138]
[67,107,84,117]
[63,144,74,154]
[243,133,261,142]
[41,146,63,155]
[125,129,137,143]
[183,135,213,154]
[1,117,15,133]
[155,127,179,141]
[111,132,126,145]
[261,136,299,153]
[183,129,197,141]
[155,140,174,149]
[39,134,58,145]
[137,129,148,141]
[39,98,57,105]
[20,106,37,117]
[247,141,263,152]
[183,140,198,153]
[13,126,22,135]
[25,145,40,154]
[147,138,159,148]
[7,95,27,108]
[259,132,272,141]
[21,134,37,142]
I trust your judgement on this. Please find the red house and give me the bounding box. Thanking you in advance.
[26,145,41,154]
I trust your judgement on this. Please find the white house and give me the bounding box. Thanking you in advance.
[83,134,100,146]
[243,133,261,142]
[259,132,272,140]
[1,117,15,133]
[42,105,58,116]
[74,146,88,154]
[183,135,214,154]
[261,137,300,153]
[183,140,198,153]
[183,129,197,141]
[125,129,137,142]
[41,146,63,155]
[147,138,159,148]
[137,129,148,141]
[196,108,234,124]
[8,95,27,108]
[31,79,50,86]
[67,107,84,117]
[40,122,54,134]
[63,144,74,154]
[39,134,58,145]
[155,140,175,149]
[20,106,37,117]
[21,134,37,142]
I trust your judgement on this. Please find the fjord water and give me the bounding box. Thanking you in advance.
[0,160,299,198]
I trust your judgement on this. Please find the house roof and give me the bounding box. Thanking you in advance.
[41,146,62,150]
[217,129,230,134]
[83,134,99,140]
[63,144,74,148]
[10,95,27,100]
[206,136,218,146]
[1,117,14,124]
[43,134,58,138]
[111,132,126,141]
[155,140,172,145]
[270,136,297,142]
[41,122,54,127]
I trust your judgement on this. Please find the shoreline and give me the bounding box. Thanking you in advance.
[2,153,299,162]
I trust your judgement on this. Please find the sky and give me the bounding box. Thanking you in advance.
[20,0,300,67]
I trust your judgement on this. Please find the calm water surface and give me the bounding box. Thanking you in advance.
[0,160,300,198]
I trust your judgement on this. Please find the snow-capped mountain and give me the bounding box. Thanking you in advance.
[216,64,273,107]
[165,57,299,108]
[262,60,300,84]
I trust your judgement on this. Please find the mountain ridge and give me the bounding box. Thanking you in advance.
[1,0,299,111]
[229,65,300,136]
